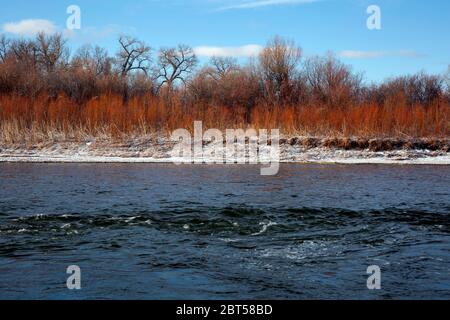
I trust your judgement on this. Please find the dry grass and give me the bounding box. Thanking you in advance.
[1,93,449,146]
[250,102,449,138]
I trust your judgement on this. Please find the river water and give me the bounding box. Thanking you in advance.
[0,163,449,299]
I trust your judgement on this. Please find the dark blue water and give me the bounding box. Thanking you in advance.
[0,163,449,299]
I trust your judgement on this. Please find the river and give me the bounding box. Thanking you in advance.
[0,163,449,299]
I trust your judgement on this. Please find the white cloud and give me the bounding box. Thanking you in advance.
[194,44,263,57]
[217,0,318,11]
[339,50,424,59]
[2,19,57,36]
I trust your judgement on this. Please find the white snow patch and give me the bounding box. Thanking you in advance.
[1,141,449,165]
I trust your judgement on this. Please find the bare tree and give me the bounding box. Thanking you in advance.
[208,56,239,81]
[116,36,151,77]
[304,53,362,108]
[35,32,69,73]
[259,36,302,103]
[0,34,10,62]
[10,38,39,68]
[156,45,198,92]
[416,73,443,105]
[378,72,444,106]
[73,44,112,76]
[187,65,218,103]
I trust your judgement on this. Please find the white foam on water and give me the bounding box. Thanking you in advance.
[259,240,341,261]
[218,238,241,243]
[251,221,278,236]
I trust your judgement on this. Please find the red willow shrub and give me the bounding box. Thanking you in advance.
[1,93,448,140]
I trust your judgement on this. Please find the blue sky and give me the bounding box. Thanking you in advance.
[1,0,449,83]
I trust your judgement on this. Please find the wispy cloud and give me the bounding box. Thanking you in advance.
[2,19,57,36]
[338,50,425,59]
[2,18,131,44]
[216,0,318,11]
[194,44,263,57]
[64,25,133,44]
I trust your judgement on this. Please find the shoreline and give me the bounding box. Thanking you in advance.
[1,137,449,165]
[1,158,450,165]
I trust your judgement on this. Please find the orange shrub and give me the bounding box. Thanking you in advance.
[0,93,449,139]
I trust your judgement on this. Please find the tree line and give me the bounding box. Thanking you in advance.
[0,33,448,109]
[0,33,449,140]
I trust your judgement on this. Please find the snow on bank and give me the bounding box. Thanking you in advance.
[1,141,449,165]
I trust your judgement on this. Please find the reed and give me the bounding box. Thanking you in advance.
[1,93,448,145]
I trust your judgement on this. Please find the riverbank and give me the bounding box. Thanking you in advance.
[1,136,449,164]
